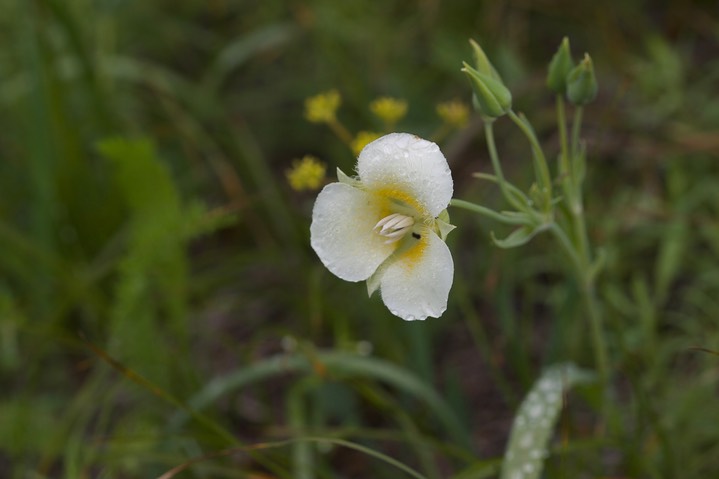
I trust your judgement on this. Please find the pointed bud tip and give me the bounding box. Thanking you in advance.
[566,52,598,105]
[468,38,502,82]
[546,36,575,94]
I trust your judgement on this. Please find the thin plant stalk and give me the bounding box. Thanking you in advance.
[484,121,528,213]
[450,199,529,225]
[571,106,584,160]
[549,224,609,388]
[508,110,553,209]
[554,98,609,388]
[556,95,573,199]
[328,118,353,145]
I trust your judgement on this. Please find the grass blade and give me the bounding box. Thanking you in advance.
[172,350,471,451]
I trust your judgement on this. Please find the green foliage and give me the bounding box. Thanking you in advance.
[0,0,718,478]
[500,364,594,479]
[97,137,203,390]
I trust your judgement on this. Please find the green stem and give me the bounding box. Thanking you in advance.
[549,223,609,387]
[583,279,609,388]
[288,380,315,479]
[558,98,608,384]
[567,104,591,278]
[508,110,553,209]
[571,199,591,278]
[449,199,529,225]
[556,95,573,201]
[549,223,584,280]
[484,121,527,212]
[471,172,532,203]
[571,106,584,160]
[328,118,353,145]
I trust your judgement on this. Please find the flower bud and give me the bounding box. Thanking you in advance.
[469,38,502,81]
[566,54,597,105]
[546,37,574,94]
[462,62,512,118]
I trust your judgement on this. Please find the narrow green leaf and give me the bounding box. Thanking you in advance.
[171,351,471,450]
[202,23,298,93]
[96,137,192,389]
[288,379,316,479]
[491,224,547,249]
[654,219,687,305]
[451,459,501,479]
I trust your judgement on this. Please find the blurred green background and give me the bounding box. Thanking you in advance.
[1,0,719,477]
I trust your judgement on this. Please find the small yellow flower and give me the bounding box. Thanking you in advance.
[304,90,342,124]
[436,100,470,128]
[286,155,327,191]
[350,131,382,157]
[370,97,408,126]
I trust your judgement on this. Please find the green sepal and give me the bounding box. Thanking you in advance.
[436,219,456,241]
[435,209,456,241]
[366,257,392,297]
[336,167,361,187]
[462,62,512,118]
[366,269,382,297]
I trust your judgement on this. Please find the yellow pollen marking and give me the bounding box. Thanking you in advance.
[368,185,432,266]
[398,228,428,271]
[372,185,427,219]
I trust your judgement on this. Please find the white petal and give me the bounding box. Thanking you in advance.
[379,230,454,320]
[310,183,395,282]
[357,133,453,217]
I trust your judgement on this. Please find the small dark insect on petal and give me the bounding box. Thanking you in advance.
[412,232,421,239]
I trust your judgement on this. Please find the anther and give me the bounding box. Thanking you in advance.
[374,213,415,244]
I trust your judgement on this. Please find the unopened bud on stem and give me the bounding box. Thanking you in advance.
[547,37,574,94]
[462,62,512,119]
[566,53,598,105]
[469,38,503,81]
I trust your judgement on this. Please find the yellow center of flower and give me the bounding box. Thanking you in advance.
[371,185,431,269]
[374,186,426,218]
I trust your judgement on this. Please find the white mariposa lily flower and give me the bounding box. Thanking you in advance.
[310,132,455,320]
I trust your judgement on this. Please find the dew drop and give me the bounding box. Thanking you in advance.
[519,432,533,448]
[528,403,544,419]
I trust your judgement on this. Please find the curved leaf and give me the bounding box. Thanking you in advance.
[500,363,595,479]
